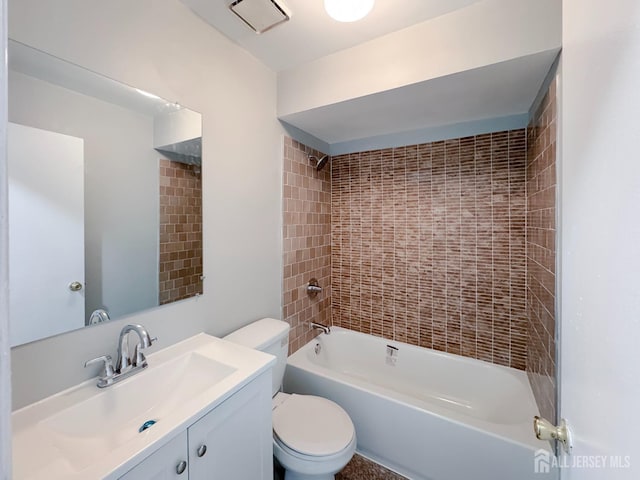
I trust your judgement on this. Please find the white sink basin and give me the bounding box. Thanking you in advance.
[42,352,235,471]
[12,333,275,480]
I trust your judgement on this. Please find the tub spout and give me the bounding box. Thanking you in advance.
[311,322,331,335]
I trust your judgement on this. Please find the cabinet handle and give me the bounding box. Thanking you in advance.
[176,460,187,475]
[197,444,207,457]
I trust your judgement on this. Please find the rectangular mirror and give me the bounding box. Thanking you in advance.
[8,40,203,347]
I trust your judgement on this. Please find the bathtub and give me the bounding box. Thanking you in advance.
[284,327,557,480]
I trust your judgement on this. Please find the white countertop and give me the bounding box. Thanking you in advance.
[12,333,275,479]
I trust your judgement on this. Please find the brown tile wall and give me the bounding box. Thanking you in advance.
[331,130,528,369]
[159,159,203,304]
[526,79,557,421]
[282,137,332,354]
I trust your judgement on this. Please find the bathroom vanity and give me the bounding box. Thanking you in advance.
[119,374,269,479]
[12,334,275,479]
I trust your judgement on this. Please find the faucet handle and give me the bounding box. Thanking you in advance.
[84,355,115,378]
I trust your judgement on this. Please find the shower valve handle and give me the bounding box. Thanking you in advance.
[307,278,322,297]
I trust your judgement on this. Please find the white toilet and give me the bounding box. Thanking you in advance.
[225,318,356,480]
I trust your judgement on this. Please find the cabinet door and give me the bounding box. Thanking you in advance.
[188,372,272,480]
[119,431,188,480]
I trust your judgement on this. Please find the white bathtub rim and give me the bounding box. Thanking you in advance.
[286,360,545,454]
[316,327,528,377]
[287,329,546,453]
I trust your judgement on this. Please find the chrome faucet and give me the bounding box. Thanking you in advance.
[116,324,154,373]
[85,324,156,388]
[310,322,331,335]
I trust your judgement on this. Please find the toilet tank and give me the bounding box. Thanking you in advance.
[224,318,290,396]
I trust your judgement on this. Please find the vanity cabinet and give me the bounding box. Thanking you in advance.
[118,432,188,480]
[119,372,272,480]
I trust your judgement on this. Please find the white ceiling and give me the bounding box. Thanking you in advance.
[181,0,484,71]
[280,51,558,145]
[180,0,559,151]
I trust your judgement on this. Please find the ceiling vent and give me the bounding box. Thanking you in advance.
[229,0,291,34]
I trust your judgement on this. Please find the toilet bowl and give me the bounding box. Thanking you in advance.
[224,318,357,480]
[272,392,356,480]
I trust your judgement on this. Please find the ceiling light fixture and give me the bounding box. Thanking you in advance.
[324,0,374,22]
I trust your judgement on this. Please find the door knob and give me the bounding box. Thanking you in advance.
[533,416,573,453]
[68,281,83,292]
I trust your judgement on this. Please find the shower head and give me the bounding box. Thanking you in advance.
[308,154,330,171]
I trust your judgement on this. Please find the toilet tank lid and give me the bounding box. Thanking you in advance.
[224,318,289,350]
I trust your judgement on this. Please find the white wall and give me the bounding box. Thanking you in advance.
[560,0,640,478]
[9,71,159,322]
[154,108,202,148]
[0,0,12,474]
[278,0,561,117]
[9,0,282,409]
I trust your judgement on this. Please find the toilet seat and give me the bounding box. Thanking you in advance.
[274,432,356,463]
[273,432,357,478]
[273,394,355,457]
